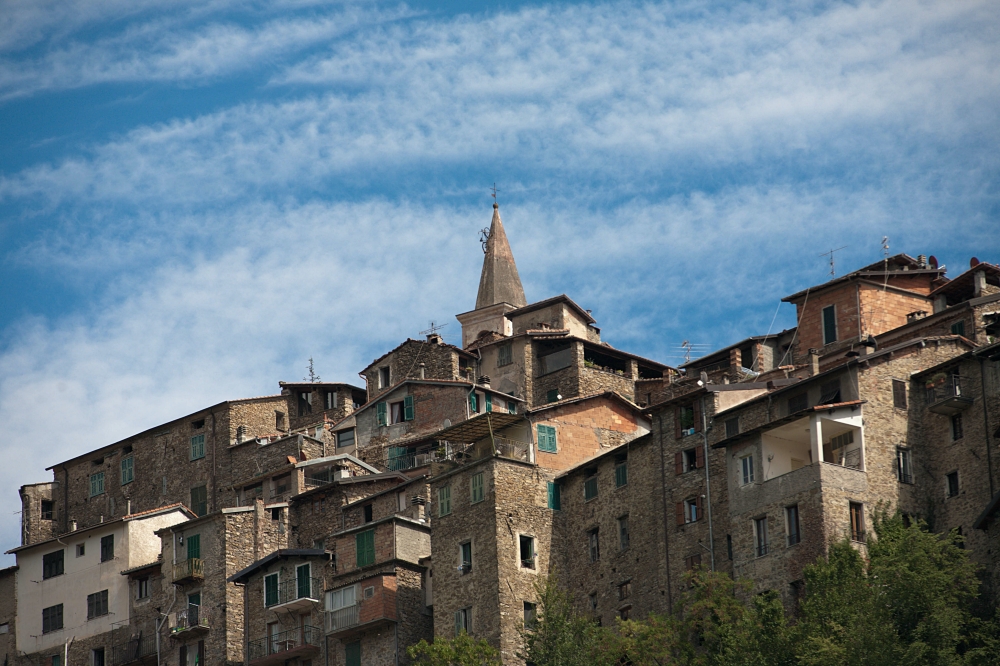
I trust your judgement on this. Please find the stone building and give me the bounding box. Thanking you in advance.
[1,203,998,666]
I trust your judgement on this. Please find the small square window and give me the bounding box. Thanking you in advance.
[76,544,85,557]
[41,500,54,520]
[787,393,808,413]
[618,580,632,600]
[191,419,205,430]
[684,554,702,570]
[337,429,355,448]
[546,389,559,403]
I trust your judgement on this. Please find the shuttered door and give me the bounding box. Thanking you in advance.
[345,641,361,666]
[356,530,375,567]
[187,534,200,560]
[297,564,311,599]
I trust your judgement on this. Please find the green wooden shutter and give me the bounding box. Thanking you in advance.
[356,530,375,567]
[485,393,492,413]
[537,425,557,452]
[187,534,200,560]
[438,486,451,516]
[469,393,478,413]
[403,395,414,421]
[121,457,134,485]
[296,564,311,599]
[376,402,387,426]
[264,574,278,606]
[455,611,463,635]
[547,482,561,510]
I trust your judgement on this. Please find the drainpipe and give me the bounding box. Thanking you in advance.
[64,636,74,666]
[700,395,716,572]
[979,357,996,497]
[655,413,674,611]
[156,584,178,666]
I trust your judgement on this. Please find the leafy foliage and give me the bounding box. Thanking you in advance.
[407,633,501,666]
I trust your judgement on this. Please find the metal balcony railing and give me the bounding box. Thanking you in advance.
[325,605,360,633]
[110,634,156,666]
[172,558,203,582]
[171,604,208,633]
[925,375,974,414]
[756,543,770,558]
[493,437,530,462]
[269,577,322,607]
[247,626,321,662]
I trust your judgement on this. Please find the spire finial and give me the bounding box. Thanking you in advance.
[475,197,526,310]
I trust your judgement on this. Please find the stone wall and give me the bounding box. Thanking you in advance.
[531,396,648,472]
[362,339,466,400]
[18,483,58,546]
[0,567,16,666]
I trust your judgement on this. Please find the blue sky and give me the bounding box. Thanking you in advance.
[1,0,998,561]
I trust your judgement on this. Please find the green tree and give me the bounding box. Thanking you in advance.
[407,633,501,666]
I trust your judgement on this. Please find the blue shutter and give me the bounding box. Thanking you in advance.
[376,402,387,426]
[469,393,478,413]
[403,395,414,421]
[485,393,493,413]
[547,482,561,510]
[508,400,517,414]
[537,425,557,452]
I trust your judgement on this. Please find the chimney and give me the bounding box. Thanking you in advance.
[70,520,77,532]
[934,294,948,313]
[974,270,986,297]
[917,254,927,268]
[426,333,443,345]
[809,348,821,376]
[419,363,426,379]
[477,375,491,388]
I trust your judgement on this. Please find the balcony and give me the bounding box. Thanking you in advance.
[172,558,203,584]
[324,576,398,636]
[170,604,208,637]
[248,626,321,666]
[325,604,360,633]
[267,577,323,613]
[492,436,530,463]
[110,634,156,666]
[925,375,974,415]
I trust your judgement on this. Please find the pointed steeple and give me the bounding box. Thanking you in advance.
[476,203,527,309]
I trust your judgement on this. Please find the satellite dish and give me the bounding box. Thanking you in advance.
[971,257,980,268]
[928,255,938,269]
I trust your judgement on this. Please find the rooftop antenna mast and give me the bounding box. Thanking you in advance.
[819,246,848,277]
[682,340,692,364]
[881,236,890,259]
[420,321,447,336]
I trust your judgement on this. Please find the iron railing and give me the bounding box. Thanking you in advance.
[247,626,321,662]
[925,374,969,403]
[110,634,156,666]
[493,437,530,462]
[270,577,322,606]
[325,605,360,633]
[171,604,207,633]
[172,558,203,582]
[756,543,770,557]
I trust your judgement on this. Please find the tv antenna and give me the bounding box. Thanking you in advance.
[420,321,448,336]
[881,236,890,259]
[819,246,848,277]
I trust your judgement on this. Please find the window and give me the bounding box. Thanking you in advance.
[325,391,336,410]
[892,379,907,409]
[725,417,739,438]
[786,505,801,546]
[190,485,208,517]
[947,471,960,498]
[787,393,808,413]
[264,572,279,606]
[43,550,64,579]
[952,414,964,440]
[454,608,471,635]
[547,482,561,510]
[137,577,149,599]
[356,529,375,567]
[390,399,413,424]
[345,641,361,666]
[51,655,60,666]
[42,604,63,634]
[681,497,702,524]
[295,563,312,599]
[684,554,702,570]
[326,585,357,611]
[726,534,733,561]
[90,472,105,497]
[189,434,205,461]
[376,402,388,426]
[618,515,630,550]
[850,502,865,542]
[91,649,105,666]
[754,517,769,557]
[460,541,472,574]
[186,534,201,560]
[519,535,535,569]
[437,486,451,517]
[468,392,479,413]
[951,320,966,337]
[378,367,390,389]
[618,580,632,600]
[619,606,631,621]
[470,472,485,504]
[897,448,913,484]
[677,404,696,435]
[100,535,114,562]
[822,305,837,344]
[275,411,286,430]
[77,544,85,557]
[191,419,204,430]
[614,459,628,487]
[587,528,600,562]
[537,424,557,452]
[485,393,493,413]
[588,593,598,612]
[819,379,841,405]
[584,471,598,501]
[498,343,513,366]
[523,602,537,629]
[507,400,517,414]
[546,389,559,403]
[337,429,355,448]
[121,456,134,485]
[87,590,109,619]
[363,504,373,523]
[41,500,54,520]
[740,455,755,486]
[676,447,703,474]
[297,391,312,417]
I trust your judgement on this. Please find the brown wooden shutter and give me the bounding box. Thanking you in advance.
[693,400,703,433]
[695,496,703,520]
[674,452,684,475]
[695,445,705,469]
[675,502,685,526]
[674,406,682,439]
[179,645,187,666]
